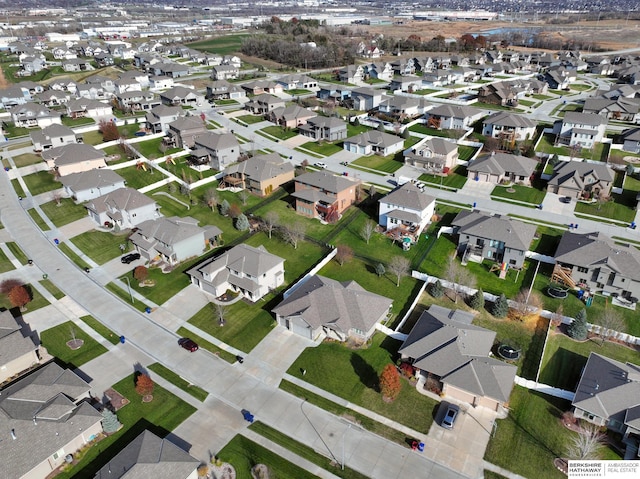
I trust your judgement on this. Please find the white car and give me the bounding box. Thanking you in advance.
[314,162,327,169]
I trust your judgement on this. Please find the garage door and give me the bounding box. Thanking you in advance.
[286,318,312,339]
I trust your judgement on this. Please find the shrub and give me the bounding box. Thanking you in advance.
[568,308,588,340]
[468,289,485,310]
[235,213,250,231]
[492,293,509,318]
[8,285,31,310]
[135,373,154,397]
[429,280,444,298]
[379,364,401,401]
[133,266,148,282]
[219,199,230,216]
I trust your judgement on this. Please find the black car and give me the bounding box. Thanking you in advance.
[178,338,199,352]
[560,196,572,204]
[121,253,141,264]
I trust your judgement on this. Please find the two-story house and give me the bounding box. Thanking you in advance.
[403,137,459,175]
[206,80,246,101]
[292,171,360,220]
[30,124,82,152]
[221,153,294,196]
[65,98,113,120]
[164,116,207,149]
[145,105,184,134]
[424,104,485,130]
[11,103,62,129]
[85,187,160,229]
[482,112,537,145]
[378,182,436,237]
[211,64,239,81]
[59,169,126,202]
[266,105,316,129]
[159,86,204,107]
[244,94,286,115]
[546,160,614,200]
[42,143,107,177]
[191,131,240,171]
[555,112,607,148]
[297,116,348,142]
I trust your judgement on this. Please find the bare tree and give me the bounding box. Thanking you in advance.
[263,211,279,239]
[238,190,249,206]
[445,255,476,303]
[550,305,564,329]
[52,191,63,206]
[282,222,306,249]
[335,244,353,266]
[512,288,543,321]
[361,220,376,244]
[566,422,606,460]
[204,188,219,212]
[216,303,226,327]
[388,256,410,287]
[595,307,626,345]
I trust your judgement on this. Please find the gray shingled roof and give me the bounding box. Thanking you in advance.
[168,116,205,132]
[223,153,294,182]
[468,152,537,177]
[345,130,404,149]
[452,210,537,251]
[59,169,125,192]
[85,187,156,215]
[41,143,106,166]
[427,103,484,119]
[95,430,198,479]
[483,111,537,128]
[380,182,435,212]
[194,131,239,151]
[0,310,38,367]
[131,216,209,249]
[272,275,392,335]
[547,160,614,188]
[295,171,359,194]
[563,111,607,126]
[197,243,284,279]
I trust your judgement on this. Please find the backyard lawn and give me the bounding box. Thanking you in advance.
[40,198,88,227]
[70,230,132,265]
[162,158,216,181]
[22,171,61,195]
[82,130,105,145]
[114,165,166,189]
[457,145,478,162]
[491,184,546,205]
[40,321,108,368]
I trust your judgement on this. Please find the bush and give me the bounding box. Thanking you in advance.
[133,266,148,282]
[235,213,250,231]
[468,288,485,310]
[568,308,588,340]
[429,280,444,298]
[379,364,401,401]
[492,293,509,318]
[219,199,230,216]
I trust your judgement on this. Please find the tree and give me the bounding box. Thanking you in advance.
[626,163,635,177]
[368,184,377,199]
[377,122,385,132]
[551,305,564,329]
[595,307,625,345]
[512,289,543,321]
[299,159,309,172]
[445,255,476,303]
[99,119,120,142]
[361,220,376,244]
[335,244,353,266]
[568,309,588,340]
[566,423,606,460]
[219,199,230,216]
[282,222,306,249]
[469,289,485,311]
[101,409,122,434]
[133,266,148,282]
[52,191,63,206]
[375,263,386,277]
[492,293,509,319]
[263,211,279,239]
[388,256,410,287]
[228,203,242,219]
[180,182,191,198]
[8,285,31,311]
[216,303,226,326]
[429,280,444,298]
[204,188,219,212]
[235,213,250,231]
[238,190,249,206]
[135,373,154,397]
[401,128,410,139]
[1,278,23,295]
[379,364,401,401]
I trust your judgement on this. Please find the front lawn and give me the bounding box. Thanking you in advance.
[148,363,208,401]
[260,125,298,141]
[574,195,636,223]
[115,165,166,189]
[0,283,49,314]
[298,140,343,156]
[39,198,88,227]
[22,170,61,195]
[418,165,468,189]
[176,326,237,363]
[491,184,546,205]
[0,248,14,273]
[11,153,42,168]
[237,114,266,125]
[352,151,404,173]
[287,332,438,434]
[79,315,120,345]
[40,321,108,368]
[5,241,29,265]
[70,230,131,265]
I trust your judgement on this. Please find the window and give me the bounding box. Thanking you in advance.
[577,266,588,273]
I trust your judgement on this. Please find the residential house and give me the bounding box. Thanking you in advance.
[0,310,40,384]
[95,430,199,479]
[379,95,431,119]
[622,128,640,153]
[467,152,537,186]
[20,55,46,75]
[118,70,150,89]
[85,187,159,229]
[11,103,62,129]
[424,104,485,130]
[65,99,113,120]
[165,116,207,149]
[130,216,220,265]
[85,75,115,94]
[149,75,175,90]
[159,86,204,108]
[241,80,284,96]
[0,362,103,479]
[266,105,316,128]
[451,210,537,268]
[391,58,417,76]
[543,69,571,90]
[244,94,286,115]
[42,143,107,177]
[187,243,284,302]
[571,352,640,457]
[378,182,436,237]
[94,52,114,67]
[403,137,458,175]
[477,83,519,107]
[350,87,383,111]
[388,75,424,92]
[343,130,405,157]
[583,97,640,123]
[152,63,190,79]
[114,77,143,94]
[339,64,364,84]
[365,62,394,82]
[211,64,239,81]
[297,116,348,142]
[551,231,640,299]
[0,85,30,109]
[62,58,94,72]
[317,87,351,102]
[76,84,109,101]
[115,90,160,112]
[292,171,360,220]
[422,69,455,87]
[221,153,294,196]
[399,305,517,410]
[60,169,126,202]
[554,112,607,148]
[191,132,240,170]
[546,160,614,199]
[30,124,82,152]
[145,105,184,134]
[273,275,392,341]
[35,90,71,107]
[52,46,77,60]
[482,112,537,145]
[276,74,318,90]
[206,80,246,100]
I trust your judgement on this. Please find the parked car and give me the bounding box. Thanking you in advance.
[438,402,460,429]
[178,338,199,352]
[560,196,572,204]
[314,161,327,169]
[121,252,141,264]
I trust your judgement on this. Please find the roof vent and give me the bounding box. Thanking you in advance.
[11,429,16,440]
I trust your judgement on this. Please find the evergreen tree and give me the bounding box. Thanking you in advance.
[219,199,230,216]
[375,263,386,277]
[469,289,485,311]
[235,213,250,231]
[568,308,589,340]
[492,293,509,318]
[429,280,444,298]
[101,409,122,434]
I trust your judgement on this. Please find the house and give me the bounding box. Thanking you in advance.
[59,169,126,202]
[583,97,640,123]
[622,128,640,153]
[244,94,286,115]
[76,84,110,101]
[191,132,240,171]
[11,103,62,128]
[62,58,94,72]
[165,116,207,149]
[403,137,458,175]
[378,182,435,237]
[0,362,103,479]
[339,64,364,84]
[551,231,640,299]
[571,353,640,457]
[365,62,394,82]
[35,90,71,107]
[159,86,204,107]
[292,171,360,220]
[273,275,392,341]
[130,216,221,265]
[65,99,113,120]
[451,210,537,268]
[42,143,107,177]
[187,244,284,302]
[350,87,383,111]
[276,74,318,90]
[0,310,40,384]
[389,75,424,92]
[211,64,239,81]
[85,187,160,229]
[221,153,294,196]
[467,152,538,186]
[424,104,485,130]
[149,75,175,90]
[378,95,429,119]
[48,78,78,94]
[114,77,143,94]
[115,90,160,112]
[298,116,348,142]
[343,130,405,157]
[422,69,455,88]
[477,83,519,107]
[546,160,614,200]
[95,430,199,479]
[482,112,537,145]
[399,305,517,411]
[554,112,607,148]
[20,55,46,75]
[152,62,190,79]
[0,85,30,109]
[266,105,316,128]
[30,124,82,152]
[206,80,246,101]
[145,105,184,134]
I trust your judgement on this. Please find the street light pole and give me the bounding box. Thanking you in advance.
[342,424,351,470]
[123,277,135,304]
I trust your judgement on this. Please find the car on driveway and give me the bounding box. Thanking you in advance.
[314,162,327,169]
[560,196,572,204]
[121,252,141,264]
[438,402,460,429]
[178,338,199,352]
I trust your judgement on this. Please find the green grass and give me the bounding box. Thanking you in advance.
[28,208,50,230]
[105,282,149,312]
[39,278,65,300]
[352,151,404,173]
[236,114,266,125]
[39,198,88,227]
[115,165,166,189]
[574,194,637,223]
[418,165,468,189]
[218,434,319,479]
[287,332,438,434]
[40,321,108,368]
[61,116,94,127]
[5,241,29,265]
[250,422,370,479]
[346,123,371,137]
[297,140,343,156]
[22,170,61,195]
[11,152,42,167]
[82,130,104,145]
[147,363,208,402]
[162,157,216,181]
[457,145,478,162]
[0,248,15,273]
[71,231,131,265]
[491,184,546,205]
[408,124,466,139]
[176,326,237,363]
[260,125,298,141]
[57,242,92,270]
[10,178,26,198]
[536,134,607,161]
[188,33,247,55]
[79,315,120,345]
[54,374,196,479]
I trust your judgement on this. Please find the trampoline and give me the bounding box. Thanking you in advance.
[498,344,521,361]
[547,286,569,299]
